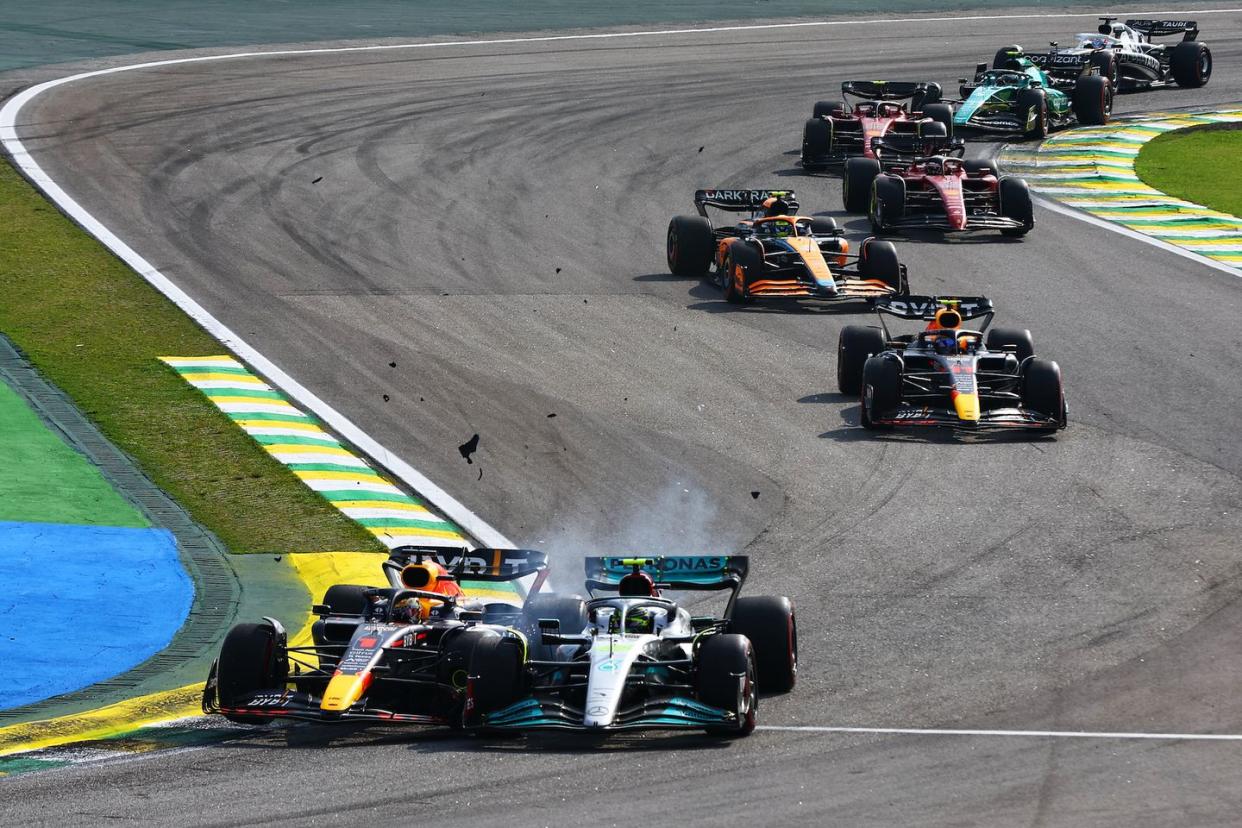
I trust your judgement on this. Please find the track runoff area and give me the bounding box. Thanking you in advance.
[3,5,1242,769]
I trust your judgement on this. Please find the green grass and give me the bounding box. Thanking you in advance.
[1134,127,1242,217]
[0,157,383,554]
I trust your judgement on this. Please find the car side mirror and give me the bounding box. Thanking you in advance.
[538,617,560,643]
[312,603,331,616]
[958,77,968,85]
[975,62,987,74]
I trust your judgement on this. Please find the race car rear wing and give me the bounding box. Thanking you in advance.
[585,555,748,592]
[873,295,995,339]
[872,135,963,165]
[384,544,548,582]
[841,80,939,101]
[694,189,799,216]
[1124,18,1199,40]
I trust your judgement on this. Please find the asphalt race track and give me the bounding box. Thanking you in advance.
[6,7,1242,825]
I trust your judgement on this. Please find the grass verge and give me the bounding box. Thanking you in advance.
[0,156,383,554]
[1134,126,1242,217]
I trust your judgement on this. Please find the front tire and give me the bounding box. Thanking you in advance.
[723,240,759,304]
[1072,75,1111,126]
[998,177,1034,237]
[1021,358,1067,425]
[1016,88,1049,139]
[860,355,901,429]
[697,634,757,736]
[667,215,714,277]
[858,238,904,292]
[843,157,880,213]
[870,175,905,234]
[217,622,288,725]
[467,634,525,717]
[802,117,832,167]
[812,99,846,118]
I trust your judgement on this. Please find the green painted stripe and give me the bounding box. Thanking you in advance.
[314,489,424,505]
[225,411,319,424]
[287,462,385,476]
[202,387,285,400]
[176,365,254,377]
[250,433,344,447]
[354,516,457,530]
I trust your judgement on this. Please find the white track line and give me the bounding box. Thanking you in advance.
[758,725,1242,741]
[3,7,1241,546]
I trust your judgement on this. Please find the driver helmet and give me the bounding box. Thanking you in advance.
[934,335,959,355]
[1086,36,1110,49]
[391,596,427,623]
[878,102,903,117]
[762,196,790,218]
[923,157,944,176]
[624,606,664,635]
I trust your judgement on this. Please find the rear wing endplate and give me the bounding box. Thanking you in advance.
[1125,18,1198,39]
[841,80,935,101]
[694,189,798,215]
[385,544,547,581]
[584,555,748,592]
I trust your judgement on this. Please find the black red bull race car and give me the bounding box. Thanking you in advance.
[667,188,909,304]
[800,80,956,169]
[836,295,1067,432]
[203,545,558,726]
[842,141,1034,236]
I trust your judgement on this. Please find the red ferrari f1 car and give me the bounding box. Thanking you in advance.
[801,80,955,169]
[842,140,1034,236]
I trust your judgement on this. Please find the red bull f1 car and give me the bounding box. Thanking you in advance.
[842,142,1034,236]
[464,556,797,736]
[667,189,909,303]
[1001,17,1211,92]
[203,545,551,726]
[801,81,956,169]
[836,295,1067,432]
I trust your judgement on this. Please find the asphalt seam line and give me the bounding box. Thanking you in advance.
[1000,109,1242,277]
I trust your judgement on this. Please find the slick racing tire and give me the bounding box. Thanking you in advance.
[667,215,714,277]
[838,325,886,395]
[859,238,904,292]
[697,634,757,737]
[1170,41,1212,88]
[802,118,832,166]
[467,634,525,716]
[1072,75,1111,126]
[321,583,376,616]
[870,175,905,234]
[723,240,759,304]
[860,355,901,429]
[522,593,589,659]
[1089,50,1119,87]
[809,216,838,235]
[994,45,1024,69]
[964,159,1000,178]
[985,327,1035,362]
[998,177,1034,237]
[1015,88,1049,139]
[843,157,881,213]
[217,622,289,725]
[910,82,943,112]
[730,596,797,693]
[921,103,954,139]
[1021,358,1067,427]
[812,99,846,118]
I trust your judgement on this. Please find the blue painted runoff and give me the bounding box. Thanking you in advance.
[0,521,192,711]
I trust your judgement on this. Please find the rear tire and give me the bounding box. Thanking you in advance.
[813,99,846,118]
[964,159,1000,178]
[999,177,1034,237]
[697,634,757,736]
[985,327,1035,362]
[730,596,797,693]
[321,584,372,616]
[809,216,838,235]
[838,325,886,395]
[1072,75,1111,126]
[861,355,901,429]
[911,82,942,111]
[1089,50,1119,86]
[921,103,954,139]
[218,622,288,724]
[994,46,1023,69]
[843,157,880,213]
[1021,358,1067,425]
[723,240,759,304]
[522,593,588,659]
[858,238,904,292]
[1170,41,1212,88]
[667,215,714,277]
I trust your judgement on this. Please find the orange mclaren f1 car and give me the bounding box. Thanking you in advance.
[667,189,910,304]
